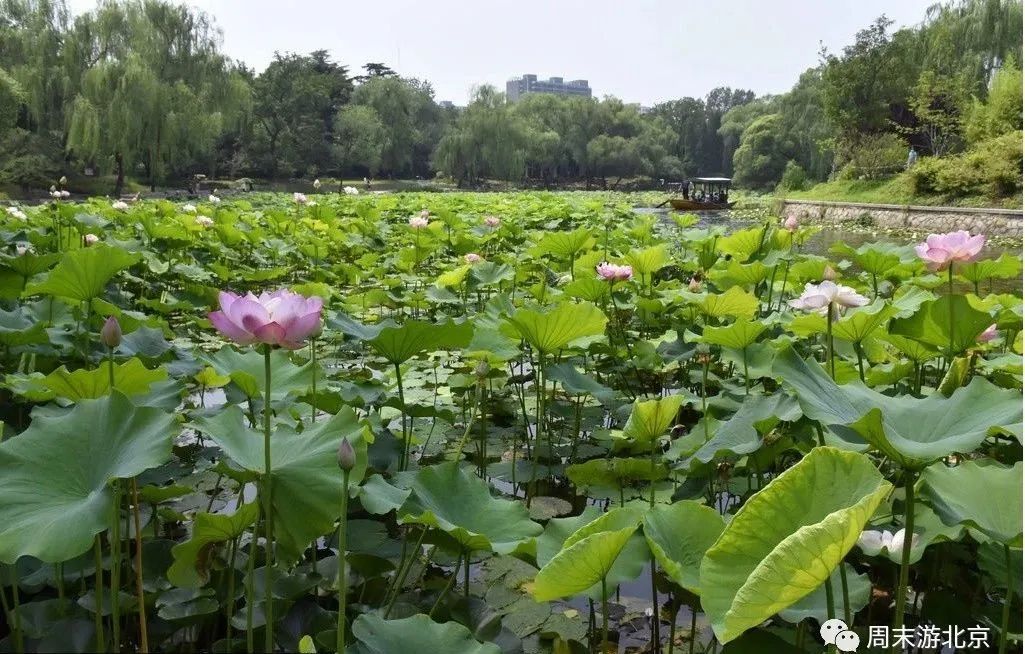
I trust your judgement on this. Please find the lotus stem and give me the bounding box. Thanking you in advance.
[463,549,471,599]
[384,527,428,617]
[601,575,609,654]
[131,479,149,652]
[310,337,317,424]
[225,538,237,651]
[336,467,350,654]
[892,470,917,652]
[428,551,462,618]
[667,595,678,654]
[8,563,23,654]
[246,529,256,653]
[111,483,122,650]
[840,561,851,626]
[947,266,955,361]
[999,544,1012,654]
[826,304,836,379]
[688,605,697,654]
[94,535,105,653]
[262,345,274,653]
[395,363,409,470]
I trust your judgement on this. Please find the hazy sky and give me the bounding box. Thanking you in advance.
[66,0,937,105]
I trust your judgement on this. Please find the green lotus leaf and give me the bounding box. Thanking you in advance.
[533,507,642,602]
[625,244,667,276]
[960,253,1023,283]
[679,393,801,470]
[352,613,500,654]
[777,564,871,624]
[25,244,140,301]
[701,320,766,350]
[566,458,665,491]
[708,260,769,288]
[502,302,607,354]
[470,261,514,286]
[534,228,594,259]
[717,225,765,262]
[699,447,892,643]
[369,318,474,364]
[168,502,259,587]
[693,286,760,319]
[774,346,1021,468]
[0,308,48,346]
[642,502,725,594]
[890,294,994,355]
[562,277,611,302]
[194,406,370,562]
[882,333,940,364]
[202,346,321,399]
[398,464,542,555]
[919,460,1023,546]
[437,264,471,288]
[622,394,686,445]
[43,358,167,401]
[545,363,616,404]
[6,251,60,278]
[0,392,175,563]
[788,301,897,343]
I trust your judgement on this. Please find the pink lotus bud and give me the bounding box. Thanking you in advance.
[484,216,501,228]
[464,253,483,264]
[83,233,99,246]
[688,277,702,292]
[337,438,356,472]
[977,323,999,343]
[782,216,799,232]
[313,178,322,190]
[101,316,122,348]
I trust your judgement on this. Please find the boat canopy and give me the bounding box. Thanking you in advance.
[690,177,732,184]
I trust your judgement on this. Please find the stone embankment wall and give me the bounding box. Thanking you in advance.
[781,200,1022,239]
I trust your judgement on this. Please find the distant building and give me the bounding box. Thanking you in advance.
[506,74,592,102]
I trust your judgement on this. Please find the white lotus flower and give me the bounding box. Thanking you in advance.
[15,244,32,256]
[182,203,197,213]
[83,233,99,246]
[409,216,429,229]
[857,528,920,557]
[313,178,322,189]
[195,215,214,227]
[789,281,869,320]
[112,200,129,211]
[6,207,27,221]
[293,192,308,205]
[59,190,70,199]
[208,194,221,204]
[343,186,360,195]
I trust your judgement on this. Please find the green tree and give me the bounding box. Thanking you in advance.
[731,114,795,189]
[333,104,386,176]
[965,60,1023,141]
[352,76,441,177]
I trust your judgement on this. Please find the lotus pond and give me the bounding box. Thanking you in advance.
[0,191,1021,654]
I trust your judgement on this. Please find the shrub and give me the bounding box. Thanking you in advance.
[779,160,808,191]
[907,131,1023,198]
[836,133,908,180]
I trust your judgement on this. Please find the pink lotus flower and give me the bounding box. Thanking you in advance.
[419,209,430,219]
[409,216,429,229]
[915,231,985,271]
[977,323,999,343]
[484,216,501,228]
[782,216,798,232]
[293,192,308,205]
[688,277,702,292]
[596,262,633,282]
[83,233,99,246]
[789,281,869,320]
[464,253,483,264]
[209,289,323,350]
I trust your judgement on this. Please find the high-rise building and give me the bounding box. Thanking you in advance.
[506,74,592,102]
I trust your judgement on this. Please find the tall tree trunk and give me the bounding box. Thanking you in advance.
[114,151,125,198]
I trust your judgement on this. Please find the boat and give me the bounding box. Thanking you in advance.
[667,177,734,211]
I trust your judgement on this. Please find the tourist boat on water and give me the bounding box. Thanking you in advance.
[667,177,735,210]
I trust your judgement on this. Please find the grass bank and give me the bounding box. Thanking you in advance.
[786,174,1022,209]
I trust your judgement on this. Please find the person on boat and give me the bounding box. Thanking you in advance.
[721,188,729,203]
[682,180,690,199]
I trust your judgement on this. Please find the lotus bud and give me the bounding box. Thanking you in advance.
[337,438,356,472]
[782,216,798,232]
[83,233,99,246]
[313,178,322,190]
[688,277,702,292]
[101,316,122,348]
[474,360,490,379]
[50,185,56,193]
[59,176,67,186]
[822,265,837,281]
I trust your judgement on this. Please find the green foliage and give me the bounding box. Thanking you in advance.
[908,131,1023,198]
[966,60,1023,142]
[778,160,808,191]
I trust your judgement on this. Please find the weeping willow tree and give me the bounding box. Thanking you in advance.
[0,0,71,133]
[432,86,529,186]
[64,0,250,193]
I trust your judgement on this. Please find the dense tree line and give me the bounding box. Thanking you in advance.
[0,0,1021,194]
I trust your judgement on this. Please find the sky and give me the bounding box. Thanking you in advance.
[66,0,937,106]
